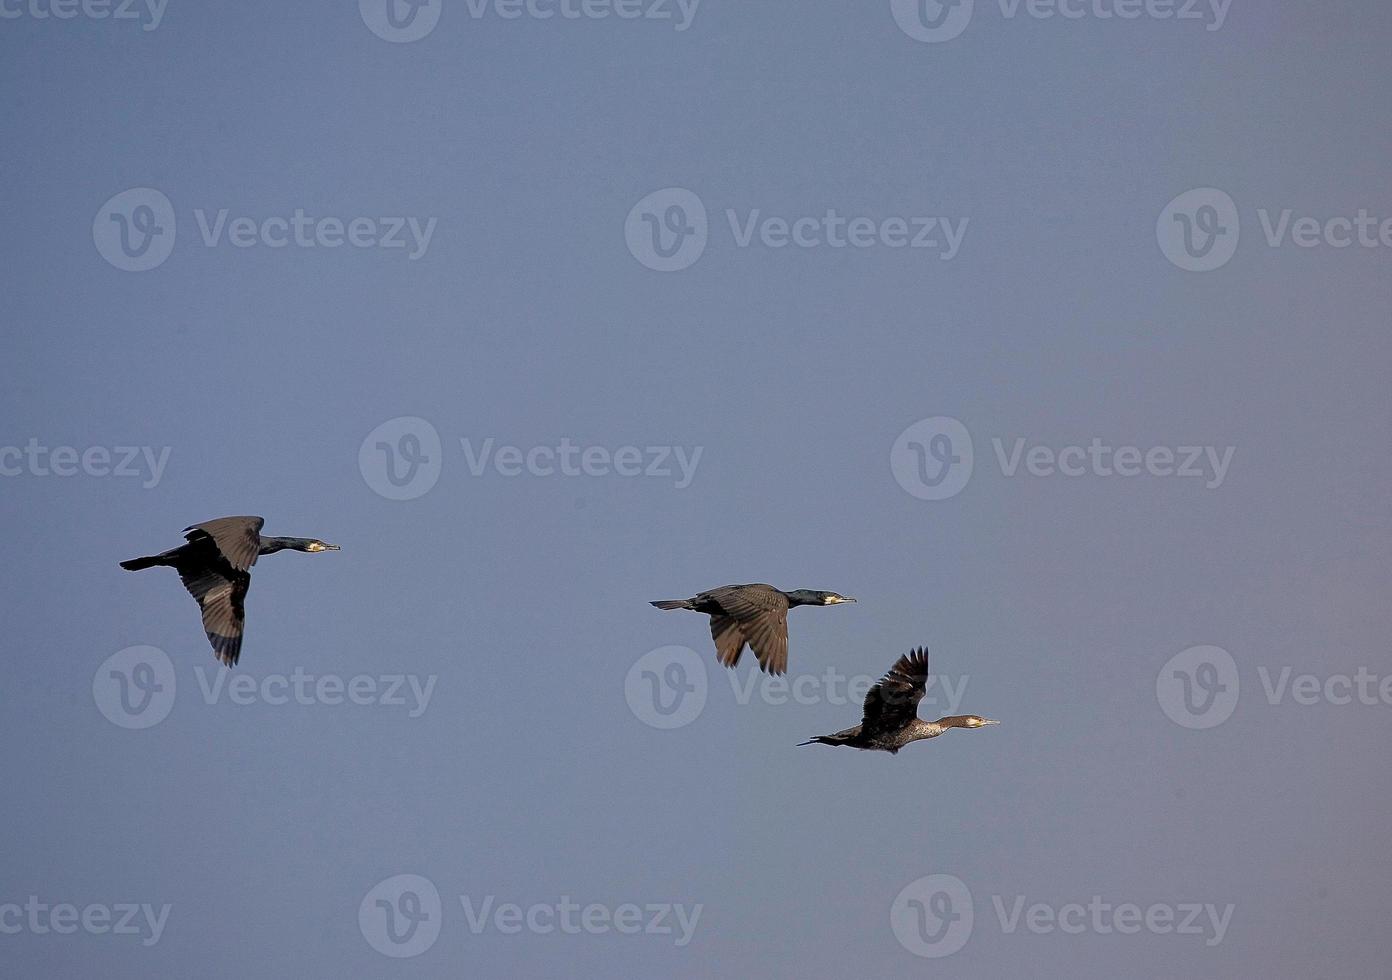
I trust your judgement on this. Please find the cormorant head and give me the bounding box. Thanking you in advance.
[786,590,856,606]
[963,716,999,728]
[301,539,340,553]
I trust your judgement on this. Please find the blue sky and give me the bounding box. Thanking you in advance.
[2,2,1390,976]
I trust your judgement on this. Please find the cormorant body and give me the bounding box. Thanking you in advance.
[650,583,854,675]
[799,647,998,753]
[120,516,339,666]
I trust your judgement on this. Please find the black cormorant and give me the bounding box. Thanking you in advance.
[798,647,998,753]
[650,583,854,675]
[120,516,339,667]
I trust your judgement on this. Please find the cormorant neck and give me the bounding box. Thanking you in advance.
[908,718,943,742]
[782,590,816,607]
[258,536,307,555]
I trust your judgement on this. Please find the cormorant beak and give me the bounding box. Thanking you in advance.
[979,718,1000,726]
[829,595,856,604]
[309,542,340,552]
[324,543,341,551]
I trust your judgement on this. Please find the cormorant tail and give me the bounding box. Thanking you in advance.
[650,599,694,610]
[120,554,166,571]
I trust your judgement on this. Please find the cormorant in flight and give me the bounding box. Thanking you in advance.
[799,647,997,752]
[650,583,854,675]
[120,516,339,667]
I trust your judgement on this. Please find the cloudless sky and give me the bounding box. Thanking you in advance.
[2,2,1390,976]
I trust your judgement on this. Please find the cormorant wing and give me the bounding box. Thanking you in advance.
[708,614,747,669]
[703,584,790,675]
[175,563,249,667]
[861,647,929,733]
[183,516,264,572]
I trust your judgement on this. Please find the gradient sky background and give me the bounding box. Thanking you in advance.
[2,2,1390,976]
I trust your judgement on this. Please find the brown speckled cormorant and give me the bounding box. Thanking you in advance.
[650,584,854,675]
[799,647,998,752]
[120,516,339,667]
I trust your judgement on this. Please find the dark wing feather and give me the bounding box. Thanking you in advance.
[861,647,929,734]
[709,614,746,668]
[703,585,790,675]
[183,516,264,572]
[175,563,250,666]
